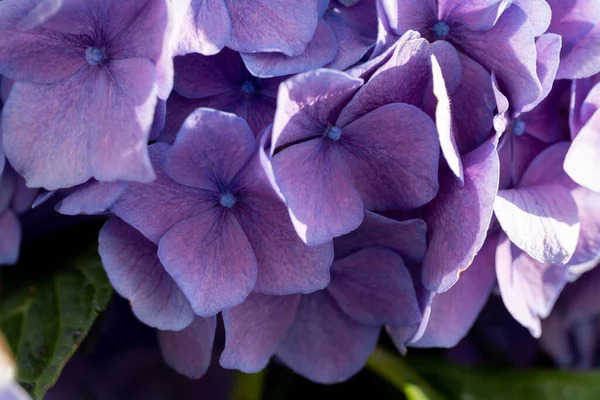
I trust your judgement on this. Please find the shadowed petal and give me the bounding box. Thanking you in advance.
[56,181,126,215]
[276,291,380,384]
[98,218,195,330]
[220,293,301,373]
[413,234,497,348]
[328,248,421,326]
[423,139,499,292]
[158,317,217,379]
[0,210,20,265]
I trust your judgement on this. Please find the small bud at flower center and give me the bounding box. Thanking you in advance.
[326,126,342,141]
[432,21,450,39]
[220,192,237,208]
[85,47,104,66]
[241,80,256,94]
[512,120,526,136]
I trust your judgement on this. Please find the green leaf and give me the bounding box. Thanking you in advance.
[0,247,112,399]
[366,347,448,400]
[230,370,266,400]
[409,356,600,400]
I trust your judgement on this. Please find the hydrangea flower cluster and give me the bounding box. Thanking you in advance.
[1,0,600,385]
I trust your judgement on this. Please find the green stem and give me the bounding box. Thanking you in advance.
[230,370,266,400]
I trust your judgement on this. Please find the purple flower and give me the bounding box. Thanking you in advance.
[242,0,378,77]
[378,0,548,112]
[266,67,440,245]
[108,108,333,316]
[546,0,600,79]
[219,212,424,383]
[172,0,321,56]
[0,0,169,189]
[160,49,285,142]
[564,74,600,192]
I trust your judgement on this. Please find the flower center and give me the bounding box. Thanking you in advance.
[220,192,237,208]
[85,47,104,66]
[326,126,342,141]
[241,80,256,94]
[432,21,450,39]
[512,120,526,136]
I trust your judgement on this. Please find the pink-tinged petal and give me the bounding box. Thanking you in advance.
[515,0,552,36]
[98,218,194,330]
[3,61,157,190]
[328,248,421,326]
[450,54,496,155]
[496,234,569,337]
[452,6,541,112]
[522,33,562,113]
[158,317,217,379]
[423,139,500,292]
[438,0,512,31]
[0,0,87,84]
[235,159,333,294]
[272,139,364,246]
[241,20,338,78]
[88,59,157,184]
[177,0,231,55]
[271,69,362,153]
[164,108,255,191]
[325,0,378,70]
[334,212,427,264]
[336,36,431,125]
[413,234,497,348]
[565,111,600,193]
[276,291,380,384]
[495,173,580,265]
[431,53,463,181]
[56,181,126,215]
[158,210,257,316]
[338,103,440,210]
[220,293,301,373]
[379,0,436,33]
[111,144,214,243]
[0,210,20,265]
[224,0,320,56]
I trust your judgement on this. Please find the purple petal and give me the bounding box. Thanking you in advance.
[0,0,86,84]
[328,248,421,326]
[3,60,157,189]
[220,293,301,373]
[149,99,166,141]
[413,234,497,348]
[496,233,569,337]
[272,138,364,245]
[452,6,541,112]
[158,317,217,379]
[164,108,255,191]
[522,33,562,113]
[515,0,552,37]
[422,138,500,292]
[225,0,320,56]
[438,0,513,31]
[276,291,380,384]
[568,185,600,267]
[380,0,436,34]
[241,20,338,78]
[177,0,231,55]
[158,209,257,316]
[325,0,378,70]
[271,69,362,152]
[565,111,600,192]
[0,210,20,265]
[334,211,427,264]
[56,181,126,216]
[98,218,194,330]
[235,158,333,294]
[111,144,214,243]
[338,103,440,210]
